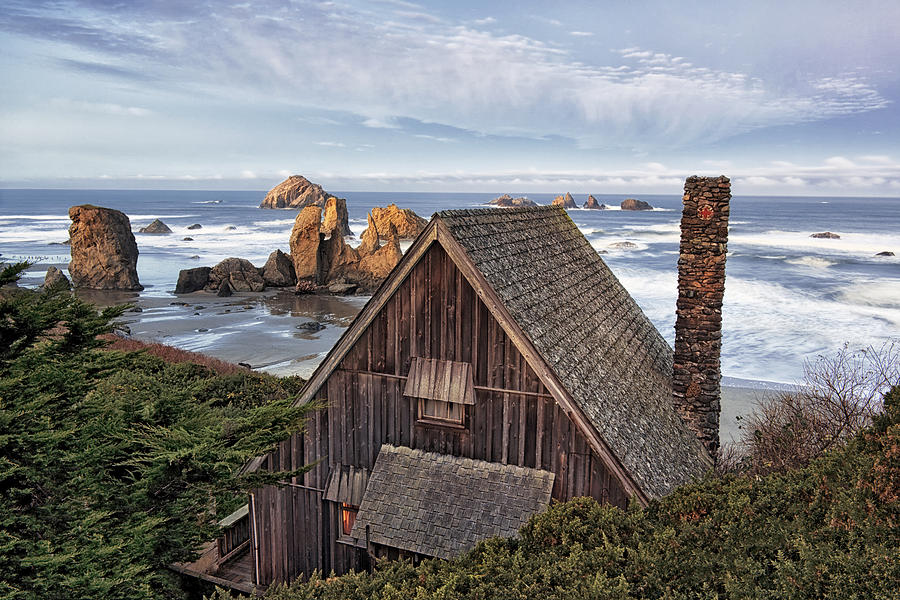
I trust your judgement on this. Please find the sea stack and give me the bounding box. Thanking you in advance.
[672,176,730,458]
[552,192,577,208]
[68,204,142,290]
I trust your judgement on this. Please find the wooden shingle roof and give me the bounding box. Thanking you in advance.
[435,206,711,498]
[350,445,554,559]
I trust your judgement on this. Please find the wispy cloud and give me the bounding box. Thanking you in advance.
[49,98,153,117]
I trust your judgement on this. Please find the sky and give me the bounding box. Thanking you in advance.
[1,0,899,195]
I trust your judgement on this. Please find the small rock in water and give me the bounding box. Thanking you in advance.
[129,306,143,313]
[810,231,840,239]
[875,251,894,257]
[238,362,252,369]
[197,328,209,333]
[138,219,173,234]
[225,225,237,231]
[183,237,193,241]
[187,223,202,230]
[609,241,638,249]
[195,305,205,310]
[189,255,201,260]
[327,282,358,295]
[295,320,325,332]
[170,301,189,306]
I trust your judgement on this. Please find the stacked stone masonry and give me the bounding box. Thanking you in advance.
[673,176,730,458]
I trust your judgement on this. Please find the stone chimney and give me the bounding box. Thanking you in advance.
[673,176,730,458]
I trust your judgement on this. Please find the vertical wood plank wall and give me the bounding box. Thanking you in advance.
[252,242,629,586]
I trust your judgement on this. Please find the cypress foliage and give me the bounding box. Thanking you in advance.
[0,265,313,599]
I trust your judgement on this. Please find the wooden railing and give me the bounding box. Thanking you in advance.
[216,504,250,565]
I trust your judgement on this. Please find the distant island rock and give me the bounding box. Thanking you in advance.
[368,204,427,239]
[138,219,172,234]
[584,195,606,209]
[552,192,577,209]
[489,194,537,208]
[810,232,841,239]
[620,198,653,211]
[68,204,143,290]
[875,251,894,257]
[260,175,352,236]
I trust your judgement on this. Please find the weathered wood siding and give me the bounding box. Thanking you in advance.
[251,242,629,586]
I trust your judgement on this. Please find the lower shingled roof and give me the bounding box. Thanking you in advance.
[350,445,554,559]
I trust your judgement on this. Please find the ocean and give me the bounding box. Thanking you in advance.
[1,188,898,390]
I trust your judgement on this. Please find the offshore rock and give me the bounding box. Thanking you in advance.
[68,204,143,290]
[206,258,265,292]
[810,231,841,239]
[584,195,604,209]
[875,251,895,256]
[260,175,335,209]
[322,196,352,237]
[357,213,380,257]
[175,266,211,294]
[262,249,297,287]
[552,192,577,208]
[289,206,324,283]
[489,194,537,208]
[138,219,172,234]
[358,222,402,282]
[369,204,427,239]
[187,223,202,230]
[217,279,233,297]
[621,198,653,210]
[43,266,71,290]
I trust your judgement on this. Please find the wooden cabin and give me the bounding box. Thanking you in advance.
[177,205,713,593]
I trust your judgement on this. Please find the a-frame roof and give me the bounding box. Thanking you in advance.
[287,206,711,501]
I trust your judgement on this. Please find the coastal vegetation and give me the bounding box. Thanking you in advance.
[0,263,311,599]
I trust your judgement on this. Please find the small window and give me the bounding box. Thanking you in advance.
[341,503,358,537]
[418,397,464,426]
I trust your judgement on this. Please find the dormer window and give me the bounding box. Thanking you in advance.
[404,358,475,428]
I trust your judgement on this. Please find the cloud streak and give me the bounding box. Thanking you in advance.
[3,1,890,151]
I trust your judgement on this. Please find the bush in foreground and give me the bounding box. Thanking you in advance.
[0,267,312,599]
[212,385,899,600]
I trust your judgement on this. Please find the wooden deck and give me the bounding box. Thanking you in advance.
[172,540,261,595]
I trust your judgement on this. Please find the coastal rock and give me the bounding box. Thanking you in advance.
[68,204,143,290]
[358,222,402,281]
[489,194,537,208]
[810,231,841,239]
[552,192,577,209]
[289,206,324,283]
[369,204,427,239]
[875,251,894,256]
[43,266,71,290]
[138,219,173,234]
[327,282,358,295]
[207,257,265,292]
[323,227,361,282]
[183,237,193,241]
[262,249,297,287]
[584,195,604,209]
[357,213,380,257]
[621,198,653,210]
[322,196,352,237]
[187,223,202,230]
[260,175,333,209]
[175,266,211,294]
[217,279,233,297]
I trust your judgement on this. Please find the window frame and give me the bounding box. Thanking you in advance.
[340,502,359,538]
[416,397,466,428]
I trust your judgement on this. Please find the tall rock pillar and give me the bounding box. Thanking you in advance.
[673,176,730,458]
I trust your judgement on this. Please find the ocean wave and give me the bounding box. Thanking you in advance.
[785,256,836,269]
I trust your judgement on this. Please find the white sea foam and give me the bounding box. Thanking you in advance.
[785,256,836,269]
